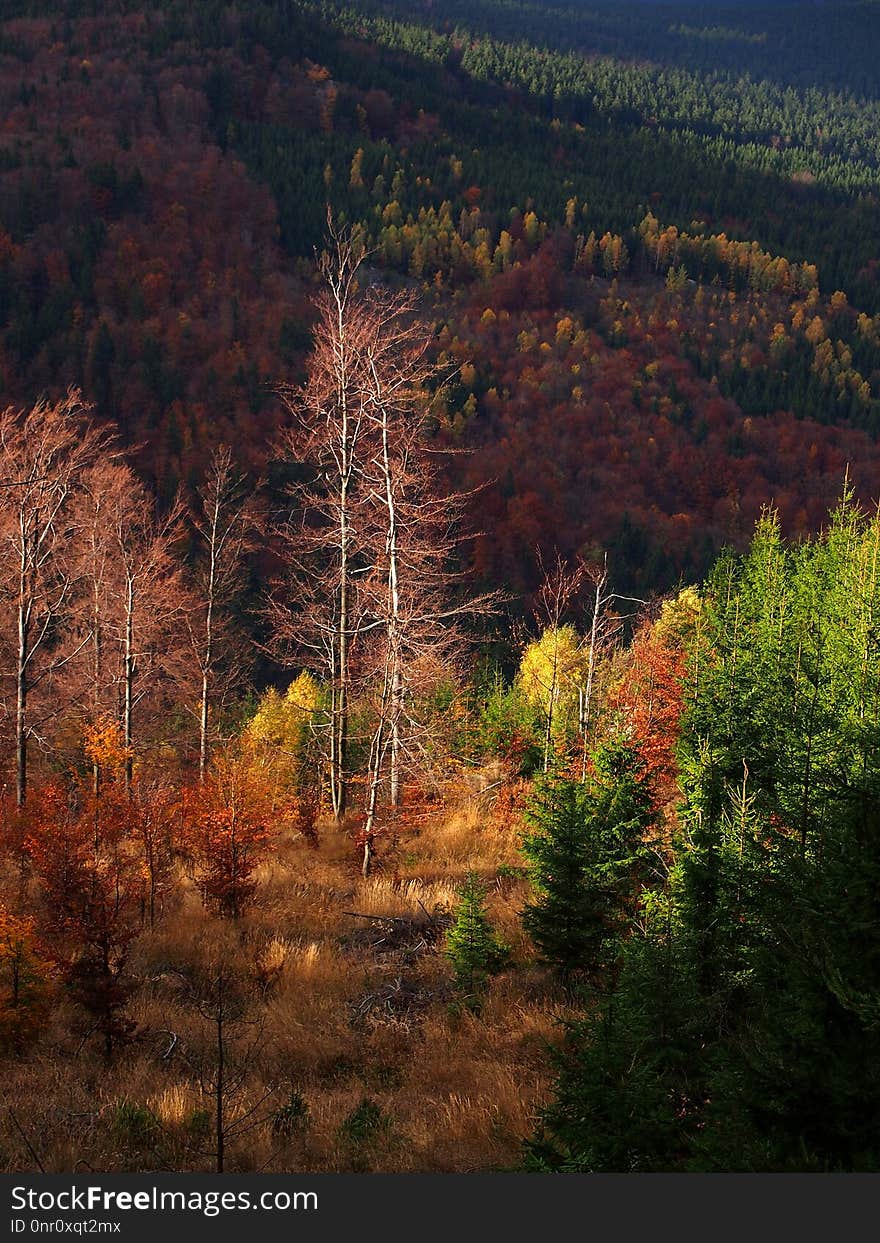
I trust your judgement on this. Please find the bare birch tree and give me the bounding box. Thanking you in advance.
[105,480,189,794]
[576,556,635,780]
[268,221,372,822]
[356,295,498,874]
[520,550,643,776]
[521,552,589,773]
[66,457,135,798]
[0,392,106,804]
[269,222,497,869]
[187,446,258,779]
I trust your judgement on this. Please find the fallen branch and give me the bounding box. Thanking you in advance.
[73,1020,101,1058]
[157,1030,179,1061]
[343,911,413,925]
[468,779,504,800]
[9,1108,45,1173]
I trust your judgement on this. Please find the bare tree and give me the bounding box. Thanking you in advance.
[0,392,106,805]
[525,552,589,773]
[576,556,635,780]
[66,457,135,798]
[187,446,258,780]
[356,297,498,874]
[358,288,431,856]
[520,550,643,776]
[269,221,497,869]
[104,479,189,794]
[181,946,276,1174]
[269,220,373,821]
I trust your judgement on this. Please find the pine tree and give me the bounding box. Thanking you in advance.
[445,873,508,1003]
[521,744,655,982]
[674,494,880,1169]
[526,890,699,1172]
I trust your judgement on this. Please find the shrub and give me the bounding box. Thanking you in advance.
[338,1097,388,1144]
[271,1090,310,1137]
[111,1099,159,1148]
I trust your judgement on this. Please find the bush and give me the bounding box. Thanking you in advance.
[468,674,544,773]
[0,907,50,1054]
[338,1097,389,1144]
[111,1099,159,1148]
[271,1090,310,1137]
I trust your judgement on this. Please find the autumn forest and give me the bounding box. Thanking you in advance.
[1,0,879,1175]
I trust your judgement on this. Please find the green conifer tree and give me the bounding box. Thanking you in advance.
[445,873,508,1003]
[521,744,655,982]
[526,890,699,1172]
[677,493,880,1169]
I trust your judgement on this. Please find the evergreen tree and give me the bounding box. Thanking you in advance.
[445,873,508,1003]
[531,497,880,1170]
[677,494,880,1169]
[527,890,699,1172]
[521,744,655,982]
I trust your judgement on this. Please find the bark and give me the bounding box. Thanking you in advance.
[123,570,135,797]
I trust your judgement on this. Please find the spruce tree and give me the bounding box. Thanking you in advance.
[678,495,880,1169]
[527,890,699,1172]
[445,873,508,1003]
[521,743,655,982]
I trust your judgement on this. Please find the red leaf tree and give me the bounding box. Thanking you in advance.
[182,753,276,920]
[26,764,142,1062]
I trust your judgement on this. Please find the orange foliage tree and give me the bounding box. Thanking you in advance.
[83,719,178,928]
[182,754,277,920]
[26,729,143,1061]
[0,906,50,1053]
[611,612,690,810]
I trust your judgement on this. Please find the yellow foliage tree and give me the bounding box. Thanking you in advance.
[83,717,133,775]
[518,626,589,767]
[651,586,703,649]
[245,672,320,750]
[0,906,50,1053]
[242,672,321,804]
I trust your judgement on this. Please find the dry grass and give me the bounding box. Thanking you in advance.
[0,784,571,1173]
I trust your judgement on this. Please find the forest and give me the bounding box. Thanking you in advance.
[1,0,879,1175]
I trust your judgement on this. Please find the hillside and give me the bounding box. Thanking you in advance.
[1,1,880,595]
[2,1,880,1180]
[1,786,559,1174]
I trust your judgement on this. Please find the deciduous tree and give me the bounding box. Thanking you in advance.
[0,392,106,805]
[187,446,259,780]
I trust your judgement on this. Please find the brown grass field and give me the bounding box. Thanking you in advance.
[0,786,573,1174]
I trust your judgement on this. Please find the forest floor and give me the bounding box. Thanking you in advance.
[0,780,572,1173]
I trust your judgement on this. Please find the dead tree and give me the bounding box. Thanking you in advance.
[356,296,499,875]
[67,458,136,799]
[526,552,589,773]
[270,221,372,821]
[522,550,642,777]
[105,481,189,795]
[270,222,497,867]
[182,951,276,1174]
[187,446,258,780]
[576,556,635,780]
[0,392,106,805]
